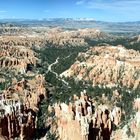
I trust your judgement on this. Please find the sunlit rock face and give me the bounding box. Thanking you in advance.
[61,45,140,89]
[0,24,139,140]
[45,28,102,48]
[0,74,47,111]
[45,92,124,140]
[0,29,49,139]
[0,74,48,139]
[0,27,103,48]
[0,45,38,74]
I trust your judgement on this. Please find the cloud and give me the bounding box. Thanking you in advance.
[0,10,7,19]
[58,10,70,16]
[76,0,85,5]
[0,10,7,13]
[12,16,16,19]
[75,0,140,21]
[86,0,140,11]
[75,0,140,15]
[44,10,50,13]
[0,15,4,19]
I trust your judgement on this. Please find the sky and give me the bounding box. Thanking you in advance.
[0,0,140,22]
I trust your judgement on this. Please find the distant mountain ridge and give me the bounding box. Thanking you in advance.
[0,18,140,34]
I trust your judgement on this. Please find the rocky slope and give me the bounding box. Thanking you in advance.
[0,44,38,75]
[44,90,140,140]
[0,25,50,139]
[0,43,49,139]
[46,28,103,48]
[0,24,108,48]
[0,73,49,139]
[0,24,140,140]
[61,45,140,89]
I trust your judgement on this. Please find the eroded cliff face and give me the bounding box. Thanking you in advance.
[46,28,102,47]
[43,90,140,140]
[1,74,47,110]
[0,24,140,140]
[0,35,46,48]
[61,45,140,89]
[0,44,38,75]
[0,27,103,48]
[0,74,48,139]
[0,26,49,139]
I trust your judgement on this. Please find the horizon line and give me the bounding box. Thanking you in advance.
[0,18,140,23]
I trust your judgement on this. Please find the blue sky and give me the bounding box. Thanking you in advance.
[0,0,140,22]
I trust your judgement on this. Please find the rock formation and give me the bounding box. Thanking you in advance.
[47,91,123,140]
[0,74,48,139]
[61,45,140,89]
[0,23,139,140]
[0,27,103,48]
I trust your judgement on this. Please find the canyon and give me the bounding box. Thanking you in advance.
[0,22,140,140]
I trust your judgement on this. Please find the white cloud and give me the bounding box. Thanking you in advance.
[75,0,140,21]
[76,0,85,5]
[0,10,7,13]
[76,0,140,14]
[86,0,140,10]
[12,16,16,19]
[44,10,50,13]
[0,15,4,19]
[0,10,7,19]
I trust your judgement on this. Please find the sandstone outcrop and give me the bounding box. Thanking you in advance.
[0,27,103,48]
[0,45,38,74]
[61,45,140,89]
[0,74,48,139]
[1,74,47,110]
[46,28,102,48]
[47,91,123,140]
[0,23,139,140]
